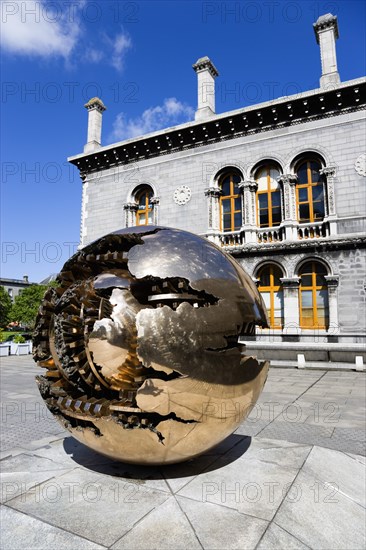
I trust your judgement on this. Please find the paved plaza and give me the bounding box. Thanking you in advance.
[1,355,365,549]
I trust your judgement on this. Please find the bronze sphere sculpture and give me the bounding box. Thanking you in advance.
[34,227,269,464]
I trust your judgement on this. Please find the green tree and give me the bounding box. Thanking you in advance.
[0,286,12,328]
[11,284,55,330]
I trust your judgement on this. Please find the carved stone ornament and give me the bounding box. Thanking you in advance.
[319,166,337,178]
[355,154,366,177]
[204,186,221,198]
[174,185,192,205]
[123,202,138,212]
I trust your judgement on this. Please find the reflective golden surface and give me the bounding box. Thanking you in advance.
[34,227,270,464]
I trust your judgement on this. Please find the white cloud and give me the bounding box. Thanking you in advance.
[110,98,195,142]
[0,2,131,72]
[82,48,104,64]
[111,32,132,71]
[0,0,80,58]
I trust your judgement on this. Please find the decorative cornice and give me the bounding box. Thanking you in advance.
[313,13,339,44]
[84,97,106,112]
[69,80,366,175]
[227,235,366,256]
[192,56,219,78]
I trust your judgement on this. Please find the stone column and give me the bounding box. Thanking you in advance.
[324,275,339,333]
[150,196,160,225]
[313,13,340,89]
[281,277,301,334]
[278,174,298,241]
[239,180,257,243]
[79,172,88,247]
[320,166,337,234]
[123,203,138,227]
[192,57,219,120]
[84,97,106,153]
[204,187,221,245]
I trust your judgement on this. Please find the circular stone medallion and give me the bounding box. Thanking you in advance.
[174,185,192,205]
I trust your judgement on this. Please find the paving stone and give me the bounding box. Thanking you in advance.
[275,450,366,550]
[111,496,202,549]
[0,505,105,550]
[0,452,71,503]
[6,467,170,547]
[177,438,310,521]
[297,445,366,508]
[257,522,310,549]
[1,359,365,549]
[177,494,268,549]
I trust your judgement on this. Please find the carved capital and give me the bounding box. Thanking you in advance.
[239,180,257,192]
[204,186,221,198]
[280,277,300,288]
[278,174,298,186]
[320,166,337,178]
[150,196,160,205]
[123,202,138,212]
[324,275,339,287]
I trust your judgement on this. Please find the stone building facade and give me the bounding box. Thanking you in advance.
[69,14,366,344]
[0,276,32,303]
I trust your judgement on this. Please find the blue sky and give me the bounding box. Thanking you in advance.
[1,0,365,282]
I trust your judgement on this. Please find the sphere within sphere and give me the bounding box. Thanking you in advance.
[34,227,269,465]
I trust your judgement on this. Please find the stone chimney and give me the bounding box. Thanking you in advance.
[313,13,340,88]
[84,97,106,153]
[192,57,219,120]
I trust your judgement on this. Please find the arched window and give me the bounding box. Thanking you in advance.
[135,186,154,226]
[219,172,242,232]
[255,165,282,227]
[296,159,325,223]
[299,261,329,329]
[258,264,284,328]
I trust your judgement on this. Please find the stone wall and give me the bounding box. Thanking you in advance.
[82,110,365,245]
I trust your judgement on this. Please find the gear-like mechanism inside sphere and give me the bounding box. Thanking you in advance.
[33,226,270,464]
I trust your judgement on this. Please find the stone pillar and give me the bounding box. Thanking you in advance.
[313,13,340,89]
[239,180,257,243]
[80,172,88,247]
[84,97,106,153]
[150,196,160,225]
[123,203,138,227]
[204,186,221,231]
[192,57,219,121]
[281,277,301,334]
[320,166,337,234]
[324,275,339,333]
[278,174,298,241]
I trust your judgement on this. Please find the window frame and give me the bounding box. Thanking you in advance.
[295,159,325,224]
[255,165,282,228]
[135,186,154,226]
[299,261,329,329]
[257,264,284,329]
[219,172,242,232]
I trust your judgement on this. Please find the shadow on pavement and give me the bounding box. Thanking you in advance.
[63,433,252,479]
